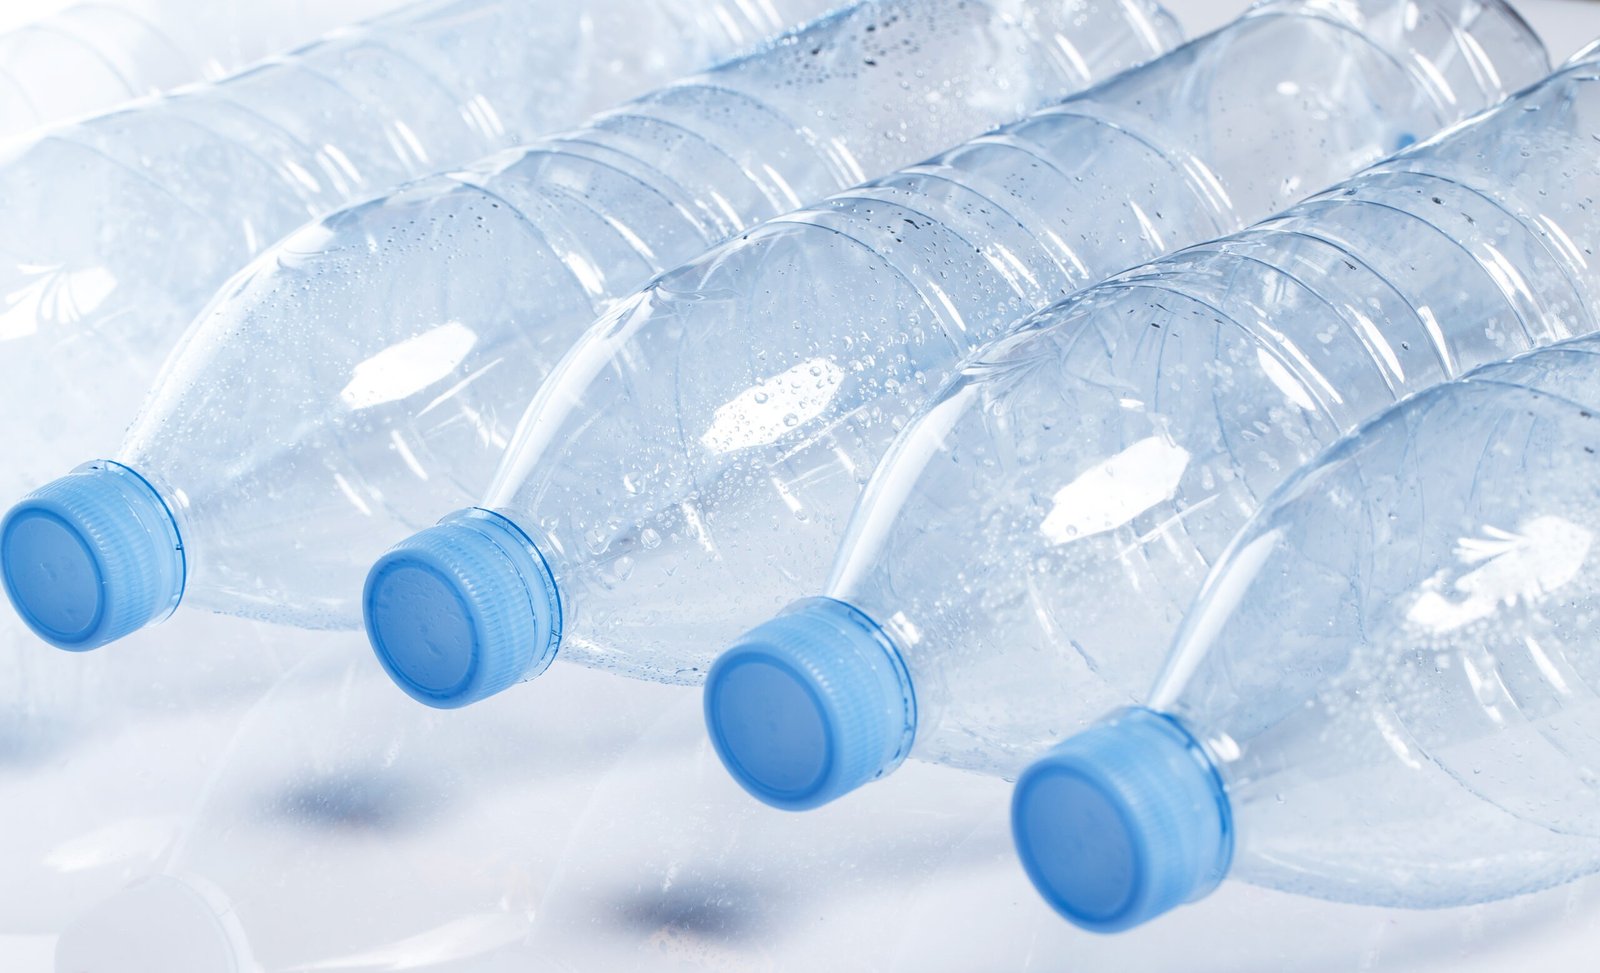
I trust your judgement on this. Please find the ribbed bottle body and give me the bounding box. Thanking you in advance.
[106,0,1177,629]
[1156,333,1600,906]
[826,53,1600,777]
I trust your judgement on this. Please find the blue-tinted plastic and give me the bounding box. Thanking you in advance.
[1082,332,1600,916]
[106,0,1176,643]
[449,0,1544,707]
[364,508,560,708]
[0,0,407,144]
[803,42,1600,793]
[1011,707,1231,932]
[1,461,184,650]
[0,0,837,554]
[704,597,915,810]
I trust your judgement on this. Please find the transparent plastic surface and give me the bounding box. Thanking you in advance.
[0,0,825,713]
[473,0,1541,686]
[1123,331,1600,911]
[0,0,831,498]
[88,0,1181,630]
[0,615,316,934]
[51,641,1600,968]
[0,0,824,932]
[819,47,1600,780]
[51,652,692,971]
[0,0,412,142]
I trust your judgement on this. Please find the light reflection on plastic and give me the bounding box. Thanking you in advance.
[339,321,478,411]
[1039,435,1191,544]
[0,264,116,340]
[1406,516,1593,633]
[699,357,845,453]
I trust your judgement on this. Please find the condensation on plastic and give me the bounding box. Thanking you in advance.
[467,0,1543,686]
[824,44,1600,783]
[0,0,830,935]
[99,0,1181,629]
[0,0,837,502]
[1142,330,1600,910]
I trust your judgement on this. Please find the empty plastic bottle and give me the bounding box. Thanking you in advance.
[0,0,823,859]
[1012,330,1600,931]
[3,0,1183,652]
[703,41,1600,810]
[0,0,835,502]
[0,0,411,142]
[361,0,1545,709]
[0,0,820,931]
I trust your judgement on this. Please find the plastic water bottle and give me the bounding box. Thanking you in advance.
[0,0,823,910]
[360,0,1544,709]
[0,0,834,723]
[1011,330,1600,931]
[0,0,835,502]
[703,42,1600,810]
[3,0,1183,651]
[0,0,411,142]
[0,0,427,830]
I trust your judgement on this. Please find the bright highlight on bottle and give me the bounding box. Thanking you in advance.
[1013,332,1600,930]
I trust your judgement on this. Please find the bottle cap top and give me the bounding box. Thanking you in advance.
[364,508,560,708]
[704,597,914,811]
[1011,707,1233,933]
[1,461,183,650]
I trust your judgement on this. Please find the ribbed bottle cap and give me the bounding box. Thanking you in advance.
[364,508,561,709]
[1011,707,1234,933]
[704,597,915,811]
[1,461,184,651]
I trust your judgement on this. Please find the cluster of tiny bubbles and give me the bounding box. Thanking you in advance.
[778,6,922,90]
[1299,486,1600,841]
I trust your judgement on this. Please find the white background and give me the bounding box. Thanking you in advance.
[1,0,1600,970]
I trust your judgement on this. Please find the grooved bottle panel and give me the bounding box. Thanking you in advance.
[472,0,1542,694]
[821,51,1600,784]
[0,0,838,501]
[0,6,188,131]
[1144,334,1600,908]
[0,0,424,143]
[82,0,1177,632]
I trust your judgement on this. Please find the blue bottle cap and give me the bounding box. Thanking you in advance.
[1011,707,1234,933]
[364,508,561,709]
[1,461,184,651]
[704,597,915,811]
